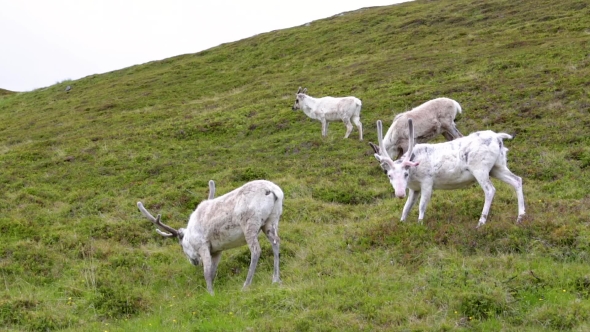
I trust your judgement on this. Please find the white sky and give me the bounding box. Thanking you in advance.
[0,0,412,92]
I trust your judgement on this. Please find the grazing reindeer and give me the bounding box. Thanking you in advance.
[372,119,525,228]
[292,87,363,140]
[137,180,283,295]
[371,98,463,160]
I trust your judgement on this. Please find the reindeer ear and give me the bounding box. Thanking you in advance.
[402,160,420,168]
[374,153,382,162]
[302,88,307,94]
[297,87,302,94]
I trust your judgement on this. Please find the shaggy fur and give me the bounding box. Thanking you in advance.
[138,180,283,295]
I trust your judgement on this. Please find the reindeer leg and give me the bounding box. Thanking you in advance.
[473,172,496,228]
[343,118,353,138]
[491,167,526,223]
[263,223,281,283]
[449,125,463,138]
[442,132,454,141]
[210,251,222,285]
[417,186,433,223]
[243,225,262,290]
[321,119,328,137]
[401,189,420,222]
[352,115,363,140]
[199,247,215,295]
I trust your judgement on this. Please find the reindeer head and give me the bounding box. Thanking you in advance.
[370,119,419,198]
[137,202,197,265]
[292,86,307,111]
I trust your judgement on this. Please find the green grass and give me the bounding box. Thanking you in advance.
[1,0,589,330]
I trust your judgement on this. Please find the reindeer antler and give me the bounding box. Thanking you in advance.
[401,119,420,167]
[137,202,179,238]
[376,120,391,159]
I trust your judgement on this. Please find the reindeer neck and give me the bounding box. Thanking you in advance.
[300,95,321,117]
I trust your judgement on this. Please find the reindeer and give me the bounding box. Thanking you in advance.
[371,119,525,228]
[137,180,283,295]
[292,87,363,140]
[371,98,463,160]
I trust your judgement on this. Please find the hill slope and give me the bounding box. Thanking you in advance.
[0,0,589,330]
[0,88,15,96]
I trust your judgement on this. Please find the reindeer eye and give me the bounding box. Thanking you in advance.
[404,172,409,178]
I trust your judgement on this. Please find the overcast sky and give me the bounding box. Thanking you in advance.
[0,0,412,92]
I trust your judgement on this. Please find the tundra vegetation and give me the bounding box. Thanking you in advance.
[0,0,589,331]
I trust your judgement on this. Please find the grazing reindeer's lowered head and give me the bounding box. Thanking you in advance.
[137,179,283,295]
[372,97,464,160]
[292,86,363,140]
[371,119,525,228]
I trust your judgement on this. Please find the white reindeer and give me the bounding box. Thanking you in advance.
[371,97,463,160]
[292,87,363,140]
[137,179,283,295]
[372,119,525,228]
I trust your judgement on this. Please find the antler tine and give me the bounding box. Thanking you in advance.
[376,120,391,159]
[407,118,415,159]
[137,202,178,238]
[208,180,216,200]
[402,118,419,167]
[376,120,383,148]
[155,228,174,237]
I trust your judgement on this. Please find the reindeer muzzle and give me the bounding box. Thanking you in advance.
[394,190,406,199]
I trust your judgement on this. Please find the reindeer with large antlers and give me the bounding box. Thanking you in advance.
[137,179,283,295]
[370,119,525,228]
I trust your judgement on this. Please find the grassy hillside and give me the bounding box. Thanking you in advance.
[0,88,16,96]
[1,0,589,330]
